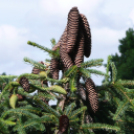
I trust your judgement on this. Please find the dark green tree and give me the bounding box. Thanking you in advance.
[112,28,134,80]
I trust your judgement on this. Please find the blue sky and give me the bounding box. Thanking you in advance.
[0,0,134,85]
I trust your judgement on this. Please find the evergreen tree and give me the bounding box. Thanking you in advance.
[112,28,134,80]
[1,6,134,134]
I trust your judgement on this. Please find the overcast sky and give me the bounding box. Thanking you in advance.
[0,0,134,85]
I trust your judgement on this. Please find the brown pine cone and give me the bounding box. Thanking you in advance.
[19,77,30,92]
[80,14,91,58]
[60,27,74,69]
[67,7,80,54]
[85,78,99,113]
[58,115,69,133]
[50,58,59,80]
[74,26,84,67]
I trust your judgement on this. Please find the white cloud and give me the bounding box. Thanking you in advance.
[0,25,31,74]
[92,27,125,47]
[129,9,134,25]
[0,25,30,58]
[40,0,104,16]
[0,24,50,76]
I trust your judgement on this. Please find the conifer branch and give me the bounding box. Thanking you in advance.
[80,123,120,131]
[113,100,129,120]
[27,41,54,54]
[24,57,46,70]
[80,59,103,68]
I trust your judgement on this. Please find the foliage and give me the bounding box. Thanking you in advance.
[112,28,134,80]
[0,38,125,134]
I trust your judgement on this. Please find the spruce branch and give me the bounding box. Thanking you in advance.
[24,57,46,70]
[80,59,103,68]
[27,41,53,54]
[113,100,129,120]
[80,123,120,132]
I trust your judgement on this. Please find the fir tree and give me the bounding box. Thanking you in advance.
[1,6,134,134]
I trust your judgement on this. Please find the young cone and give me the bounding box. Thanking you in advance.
[85,78,99,113]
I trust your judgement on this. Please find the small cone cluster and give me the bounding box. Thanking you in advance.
[58,115,69,133]
[60,7,91,69]
[52,7,91,72]
[85,78,99,113]
[19,77,30,92]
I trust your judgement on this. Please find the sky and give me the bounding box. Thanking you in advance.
[0,0,134,86]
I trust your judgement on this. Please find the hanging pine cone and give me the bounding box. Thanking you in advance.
[74,27,84,67]
[67,7,80,54]
[76,84,86,101]
[32,61,44,74]
[80,14,91,58]
[85,78,99,113]
[60,27,74,69]
[50,58,59,79]
[58,115,69,133]
[19,77,30,92]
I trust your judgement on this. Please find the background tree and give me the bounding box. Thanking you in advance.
[112,28,134,80]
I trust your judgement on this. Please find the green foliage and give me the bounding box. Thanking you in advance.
[112,28,134,80]
[1,31,134,133]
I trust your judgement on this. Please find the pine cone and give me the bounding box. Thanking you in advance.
[67,7,80,54]
[74,27,84,67]
[60,27,74,69]
[50,58,59,79]
[19,77,30,92]
[58,115,69,133]
[85,78,99,113]
[80,14,91,58]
